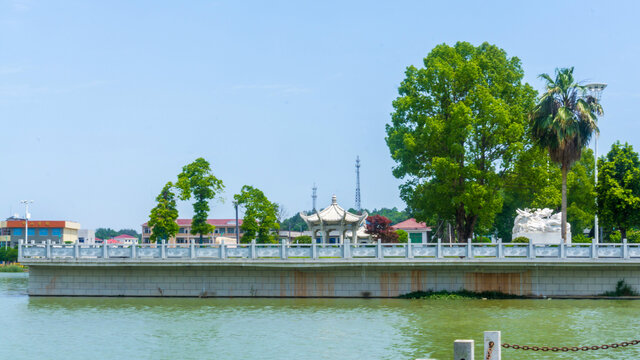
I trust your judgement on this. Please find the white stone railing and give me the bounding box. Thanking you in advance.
[17,239,640,261]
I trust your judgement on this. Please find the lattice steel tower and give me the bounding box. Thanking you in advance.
[312,183,318,211]
[355,156,361,212]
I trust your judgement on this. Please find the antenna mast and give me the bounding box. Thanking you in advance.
[355,156,361,212]
[312,183,318,211]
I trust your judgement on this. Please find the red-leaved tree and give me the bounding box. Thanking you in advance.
[365,215,399,243]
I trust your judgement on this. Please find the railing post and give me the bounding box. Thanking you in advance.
[46,239,51,258]
[467,238,473,258]
[497,239,503,259]
[484,331,500,360]
[220,243,226,259]
[74,242,79,259]
[560,241,566,259]
[161,240,166,259]
[281,239,287,259]
[454,339,474,360]
[377,239,383,259]
[624,238,629,259]
[312,241,318,259]
[343,241,351,259]
[592,238,598,259]
[407,242,413,259]
[190,239,196,259]
[528,241,535,259]
[436,238,442,259]
[251,240,256,259]
[103,240,108,259]
[18,240,23,261]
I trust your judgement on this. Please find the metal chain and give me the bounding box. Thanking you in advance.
[502,340,640,352]
[486,341,494,359]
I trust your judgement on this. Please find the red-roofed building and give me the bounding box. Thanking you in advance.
[141,219,243,244]
[106,234,138,245]
[391,218,431,243]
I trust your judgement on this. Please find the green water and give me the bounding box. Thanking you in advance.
[2,273,640,360]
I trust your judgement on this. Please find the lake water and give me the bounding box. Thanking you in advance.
[2,272,640,360]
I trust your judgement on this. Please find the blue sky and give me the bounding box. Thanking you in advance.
[1,0,639,230]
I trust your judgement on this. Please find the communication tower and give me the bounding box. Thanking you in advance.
[355,156,361,213]
[312,183,318,211]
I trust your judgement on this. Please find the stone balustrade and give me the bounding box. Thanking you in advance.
[18,238,640,262]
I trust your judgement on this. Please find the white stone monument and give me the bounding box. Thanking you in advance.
[512,208,571,244]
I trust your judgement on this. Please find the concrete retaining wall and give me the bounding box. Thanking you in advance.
[26,262,640,297]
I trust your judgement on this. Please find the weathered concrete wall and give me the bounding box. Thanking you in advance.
[26,262,640,297]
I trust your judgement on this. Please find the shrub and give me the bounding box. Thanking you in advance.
[609,231,622,243]
[294,235,312,244]
[628,230,640,243]
[601,280,638,296]
[474,236,491,243]
[572,234,592,243]
[395,229,408,243]
[511,236,529,243]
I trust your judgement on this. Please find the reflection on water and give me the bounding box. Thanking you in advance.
[2,273,639,360]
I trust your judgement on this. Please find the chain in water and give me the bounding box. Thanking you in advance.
[502,339,640,352]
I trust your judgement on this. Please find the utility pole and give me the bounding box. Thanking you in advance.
[234,201,240,244]
[355,156,361,213]
[20,200,33,244]
[586,83,607,243]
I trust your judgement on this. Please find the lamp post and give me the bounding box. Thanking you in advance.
[20,200,34,244]
[585,83,607,243]
[233,201,240,244]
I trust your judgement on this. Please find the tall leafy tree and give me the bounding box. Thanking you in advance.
[234,185,280,244]
[386,41,536,242]
[147,182,180,243]
[530,67,602,241]
[597,142,640,240]
[176,158,225,243]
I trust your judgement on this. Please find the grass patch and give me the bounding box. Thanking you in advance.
[600,280,638,296]
[399,289,525,300]
[0,264,27,272]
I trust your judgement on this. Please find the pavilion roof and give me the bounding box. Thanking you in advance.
[299,195,367,226]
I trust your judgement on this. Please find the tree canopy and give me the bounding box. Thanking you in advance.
[147,182,180,243]
[386,41,536,242]
[234,185,280,244]
[176,158,224,242]
[365,215,398,243]
[597,142,640,240]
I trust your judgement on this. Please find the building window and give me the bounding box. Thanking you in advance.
[177,237,186,244]
[27,229,35,236]
[179,227,188,234]
[228,227,235,234]
[13,228,23,236]
[51,228,62,237]
[219,227,226,234]
[144,227,150,234]
[39,229,49,236]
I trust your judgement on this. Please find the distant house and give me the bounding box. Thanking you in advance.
[392,218,431,243]
[106,234,138,245]
[0,218,81,246]
[141,219,244,244]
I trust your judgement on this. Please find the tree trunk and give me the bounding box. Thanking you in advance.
[621,228,627,242]
[561,163,568,243]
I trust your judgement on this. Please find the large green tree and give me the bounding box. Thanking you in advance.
[147,182,180,243]
[176,158,225,243]
[530,67,602,241]
[386,41,536,242]
[597,142,640,240]
[234,185,280,244]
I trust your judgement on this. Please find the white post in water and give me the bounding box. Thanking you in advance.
[484,331,501,360]
[454,340,474,360]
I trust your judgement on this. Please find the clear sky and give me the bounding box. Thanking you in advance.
[1,0,639,230]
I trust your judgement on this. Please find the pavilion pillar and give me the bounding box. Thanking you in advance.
[339,226,344,244]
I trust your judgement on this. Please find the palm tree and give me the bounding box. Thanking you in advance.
[531,67,603,242]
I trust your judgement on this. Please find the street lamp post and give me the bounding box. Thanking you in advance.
[20,200,34,244]
[234,201,240,244]
[586,83,607,243]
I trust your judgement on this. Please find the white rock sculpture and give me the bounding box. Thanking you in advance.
[512,208,571,244]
